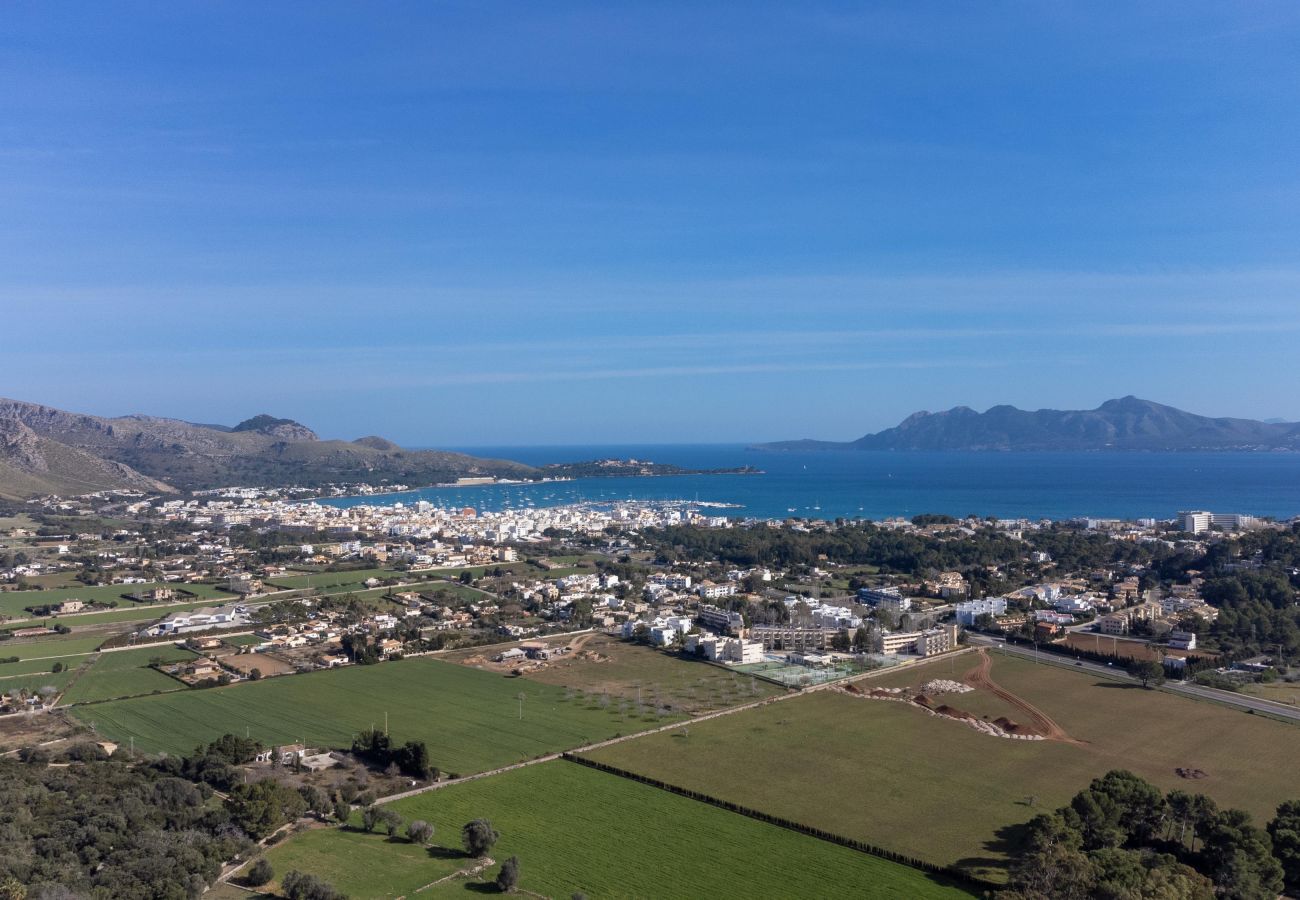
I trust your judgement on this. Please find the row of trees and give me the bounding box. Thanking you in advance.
[1001,769,1299,900]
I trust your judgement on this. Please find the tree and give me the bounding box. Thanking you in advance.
[380,808,403,837]
[299,785,329,815]
[496,856,520,893]
[225,779,307,839]
[245,859,273,888]
[333,800,353,824]
[281,871,345,900]
[361,804,381,833]
[1197,808,1284,899]
[462,818,500,857]
[1268,800,1300,891]
[1127,659,1166,689]
[407,820,434,845]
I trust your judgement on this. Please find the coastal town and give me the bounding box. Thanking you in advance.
[3,483,1292,714]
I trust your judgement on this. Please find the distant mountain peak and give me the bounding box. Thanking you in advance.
[232,414,318,441]
[0,397,538,498]
[754,398,1300,452]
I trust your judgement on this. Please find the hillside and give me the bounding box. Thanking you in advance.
[0,398,538,497]
[756,397,1300,452]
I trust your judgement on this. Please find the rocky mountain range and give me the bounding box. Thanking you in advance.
[0,398,537,500]
[756,397,1300,452]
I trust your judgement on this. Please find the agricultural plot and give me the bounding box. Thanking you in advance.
[1059,631,1211,663]
[61,645,196,704]
[0,653,92,677]
[0,635,106,660]
[493,633,785,715]
[1239,679,1300,709]
[263,568,406,591]
[0,582,227,619]
[0,669,75,697]
[69,657,669,772]
[221,634,265,648]
[587,651,1300,881]
[258,761,971,899]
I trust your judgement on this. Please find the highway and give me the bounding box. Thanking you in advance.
[967,634,1300,724]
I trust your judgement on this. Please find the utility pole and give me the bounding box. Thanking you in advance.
[517,692,525,720]
[384,711,388,735]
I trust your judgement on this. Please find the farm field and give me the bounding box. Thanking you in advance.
[468,633,786,715]
[586,651,1300,881]
[0,582,228,618]
[69,656,669,772]
[264,568,408,591]
[258,825,465,898]
[0,635,106,660]
[221,633,264,647]
[257,761,971,899]
[61,645,196,704]
[1238,680,1300,709]
[0,652,92,677]
[1058,631,1212,663]
[0,669,75,696]
[29,600,223,629]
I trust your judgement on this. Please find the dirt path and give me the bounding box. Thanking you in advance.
[567,632,597,651]
[962,648,1081,744]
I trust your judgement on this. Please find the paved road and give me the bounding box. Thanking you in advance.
[968,635,1300,723]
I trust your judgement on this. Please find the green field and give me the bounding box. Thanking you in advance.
[0,635,106,660]
[61,645,196,704]
[69,657,677,772]
[258,761,971,899]
[586,652,1300,881]
[0,669,75,696]
[0,652,93,677]
[510,634,785,715]
[222,633,264,647]
[0,582,227,618]
[264,568,406,591]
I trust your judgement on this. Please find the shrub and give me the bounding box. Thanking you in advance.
[245,858,273,887]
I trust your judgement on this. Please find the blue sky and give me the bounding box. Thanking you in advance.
[3,2,1299,445]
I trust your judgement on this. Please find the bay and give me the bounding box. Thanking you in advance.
[315,446,1300,522]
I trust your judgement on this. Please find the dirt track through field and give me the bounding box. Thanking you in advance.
[962,649,1081,744]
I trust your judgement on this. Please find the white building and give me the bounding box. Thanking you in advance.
[954,597,1008,626]
[698,604,744,635]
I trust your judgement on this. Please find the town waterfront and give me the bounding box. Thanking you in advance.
[317,446,1300,521]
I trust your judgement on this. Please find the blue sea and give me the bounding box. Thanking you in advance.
[313,445,1300,522]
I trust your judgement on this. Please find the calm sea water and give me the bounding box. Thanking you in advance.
[317,445,1300,522]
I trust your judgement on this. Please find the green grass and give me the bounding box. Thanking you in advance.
[264,568,406,591]
[517,634,784,715]
[61,645,196,704]
[69,657,679,772]
[586,652,1300,881]
[261,761,972,899]
[222,633,264,647]
[0,653,92,677]
[261,826,465,898]
[0,635,106,660]
[0,669,75,696]
[0,582,227,618]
